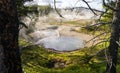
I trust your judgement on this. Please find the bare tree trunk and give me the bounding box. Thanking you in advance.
[0,40,7,73]
[0,0,22,73]
[106,0,120,73]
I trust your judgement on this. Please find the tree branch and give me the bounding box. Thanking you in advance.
[53,0,64,18]
[98,9,108,21]
[82,0,97,15]
[86,31,110,44]
[103,0,118,11]
[82,22,112,28]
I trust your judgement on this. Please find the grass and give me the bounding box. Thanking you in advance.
[62,19,92,26]
[20,39,112,73]
[19,19,119,73]
[19,19,112,73]
[76,22,111,34]
[49,19,93,26]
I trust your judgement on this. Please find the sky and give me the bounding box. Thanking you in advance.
[25,0,103,10]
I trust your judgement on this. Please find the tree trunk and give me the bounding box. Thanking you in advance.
[106,0,120,73]
[0,0,22,73]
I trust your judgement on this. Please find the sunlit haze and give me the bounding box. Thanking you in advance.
[25,0,103,10]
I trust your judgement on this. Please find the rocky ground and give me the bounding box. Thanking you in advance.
[33,20,98,47]
[20,11,99,48]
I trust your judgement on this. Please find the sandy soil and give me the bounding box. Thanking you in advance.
[35,22,98,47]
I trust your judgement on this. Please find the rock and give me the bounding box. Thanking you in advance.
[54,62,65,68]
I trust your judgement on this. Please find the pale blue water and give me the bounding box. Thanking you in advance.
[35,36,84,51]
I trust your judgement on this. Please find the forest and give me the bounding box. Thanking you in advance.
[0,0,120,73]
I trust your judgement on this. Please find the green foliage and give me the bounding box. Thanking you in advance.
[101,0,114,22]
[26,5,39,14]
[50,19,92,25]
[64,20,92,25]
[20,39,110,73]
[38,5,53,16]
[16,0,38,28]
[19,39,32,47]
[77,26,95,34]
[16,0,53,28]
[101,10,113,22]
[19,39,120,73]
[16,0,33,16]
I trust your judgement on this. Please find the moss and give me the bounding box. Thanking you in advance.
[20,39,120,73]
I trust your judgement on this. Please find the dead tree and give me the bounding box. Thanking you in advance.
[103,0,120,73]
